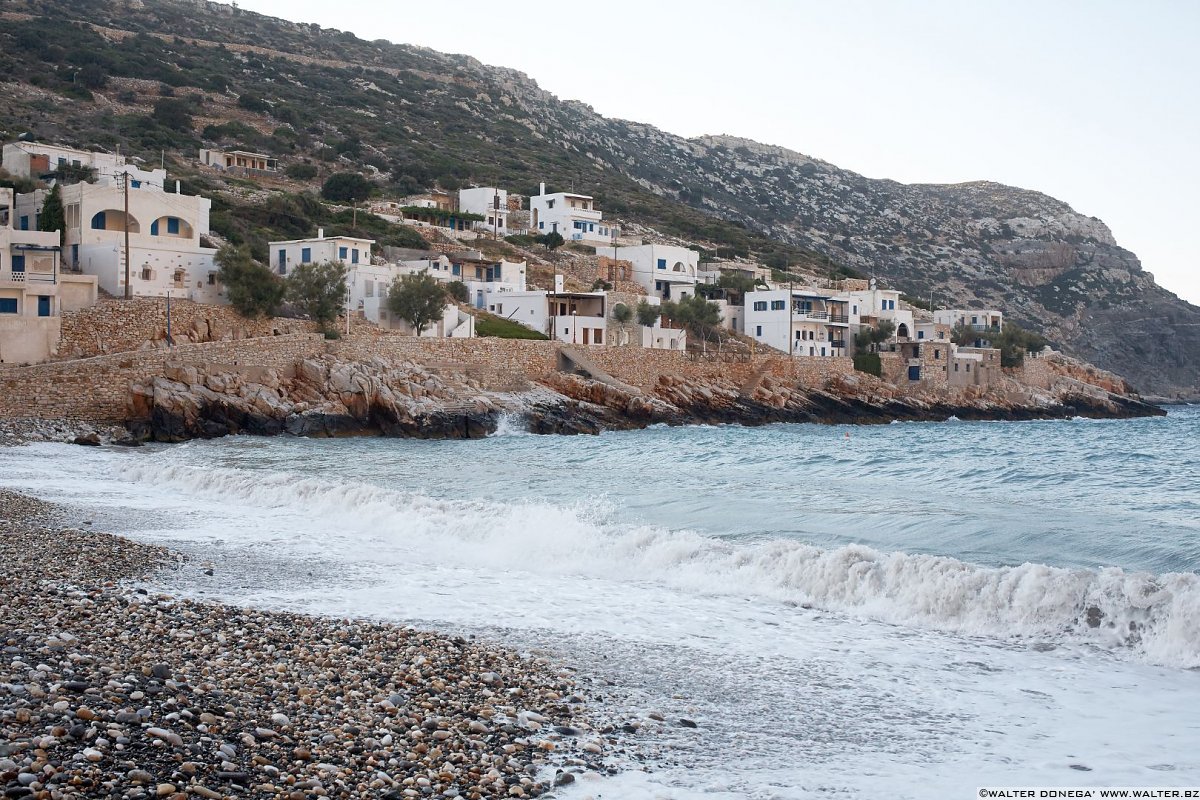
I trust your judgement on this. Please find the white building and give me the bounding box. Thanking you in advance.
[846,284,916,340]
[595,243,699,301]
[2,141,165,185]
[481,286,608,345]
[934,309,1004,336]
[529,183,614,244]
[269,229,374,275]
[744,288,851,357]
[345,263,474,338]
[0,188,98,364]
[15,175,220,302]
[457,187,510,236]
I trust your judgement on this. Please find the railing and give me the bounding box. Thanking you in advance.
[793,309,828,320]
[970,323,1001,331]
[828,313,849,323]
[829,340,847,349]
[2,271,57,284]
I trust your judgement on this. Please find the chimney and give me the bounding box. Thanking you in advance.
[539,182,546,196]
[317,227,325,239]
[175,180,181,194]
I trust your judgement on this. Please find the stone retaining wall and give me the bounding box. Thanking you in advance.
[58,298,315,360]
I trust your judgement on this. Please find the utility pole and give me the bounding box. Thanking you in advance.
[352,201,358,229]
[166,290,173,347]
[123,171,131,300]
[493,191,499,241]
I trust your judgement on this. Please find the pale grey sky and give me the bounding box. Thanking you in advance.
[224,0,1199,305]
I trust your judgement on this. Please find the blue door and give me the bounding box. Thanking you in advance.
[907,365,921,381]
[11,255,25,274]
[37,296,50,317]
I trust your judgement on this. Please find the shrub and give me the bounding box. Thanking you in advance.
[447,281,469,303]
[215,245,284,318]
[612,303,633,324]
[534,231,564,250]
[635,300,660,327]
[151,97,193,132]
[285,162,318,181]
[320,172,372,203]
[853,352,882,377]
[237,92,271,113]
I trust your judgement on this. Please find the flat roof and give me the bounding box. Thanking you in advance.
[269,236,375,245]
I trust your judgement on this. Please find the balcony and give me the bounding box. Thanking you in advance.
[829,313,849,324]
[829,339,847,349]
[793,309,828,320]
[1,269,56,285]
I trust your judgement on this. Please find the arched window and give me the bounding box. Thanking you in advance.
[90,210,140,233]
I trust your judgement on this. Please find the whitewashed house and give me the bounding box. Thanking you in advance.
[15,173,220,302]
[482,281,608,345]
[0,188,98,364]
[529,183,613,244]
[2,142,164,185]
[744,288,852,357]
[199,148,277,174]
[457,187,510,236]
[269,230,374,275]
[933,309,1004,346]
[595,243,699,301]
[346,262,474,338]
[846,283,915,340]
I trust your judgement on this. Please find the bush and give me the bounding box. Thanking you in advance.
[215,245,284,318]
[237,92,271,113]
[534,231,564,250]
[285,261,347,331]
[285,162,318,181]
[447,281,469,303]
[635,300,660,327]
[321,172,372,203]
[612,303,633,323]
[853,352,882,377]
[151,98,193,132]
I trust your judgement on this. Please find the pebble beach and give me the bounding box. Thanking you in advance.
[0,490,608,800]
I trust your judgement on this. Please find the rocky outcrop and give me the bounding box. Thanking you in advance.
[124,352,1163,444]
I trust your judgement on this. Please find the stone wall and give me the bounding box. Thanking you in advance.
[0,334,325,422]
[57,298,315,360]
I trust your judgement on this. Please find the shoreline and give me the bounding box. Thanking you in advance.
[0,491,616,799]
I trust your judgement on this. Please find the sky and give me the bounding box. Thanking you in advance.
[222,0,1199,305]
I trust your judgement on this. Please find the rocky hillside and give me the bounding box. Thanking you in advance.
[1,0,1196,396]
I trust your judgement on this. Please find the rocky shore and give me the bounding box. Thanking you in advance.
[115,353,1164,444]
[0,491,611,799]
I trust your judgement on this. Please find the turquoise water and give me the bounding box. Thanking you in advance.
[3,407,1199,797]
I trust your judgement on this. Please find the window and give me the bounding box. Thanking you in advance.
[365,281,374,298]
[954,363,959,372]
[351,249,359,264]
[475,267,483,279]
[547,199,555,209]
[277,250,286,275]
[11,256,25,274]
[497,304,503,315]
[821,347,826,357]
[588,224,594,232]
[19,216,29,231]
[657,258,667,270]
[890,300,896,310]
[339,247,348,260]
[918,330,925,339]
[933,349,941,360]
[538,221,544,229]
[58,157,66,166]
[966,363,971,372]
[971,316,978,324]
[770,300,785,310]
[452,264,460,276]
[755,325,762,336]
[301,248,311,264]
[131,180,142,189]
[140,267,152,281]
[752,301,767,311]
[207,273,216,285]
[0,299,16,314]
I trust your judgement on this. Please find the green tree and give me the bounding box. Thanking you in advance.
[48,163,97,185]
[611,303,633,324]
[446,280,469,303]
[950,322,976,346]
[151,98,193,132]
[635,300,661,327]
[237,92,270,113]
[535,231,564,250]
[386,272,447,335]
[78,62,108,89]
[717,271,757,303]
[215,245,284,319]
[979,323,1049,367]
[286,261,347,331]
[321,172,372,203]
[37,184,65,244]
[853,320,896,352]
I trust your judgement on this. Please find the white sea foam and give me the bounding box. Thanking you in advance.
[118,459,1200,668]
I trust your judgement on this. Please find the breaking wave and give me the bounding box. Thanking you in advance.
[121,460,1200,668]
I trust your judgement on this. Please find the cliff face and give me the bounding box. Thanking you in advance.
[3,0,1197,396]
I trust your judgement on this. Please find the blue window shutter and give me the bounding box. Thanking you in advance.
[90,212,105,230]
[657,259,666,269]
[12,256,25,273]
[301,248,311,263]
[20,216,29,231]
[339,247,348,260]
[0,298,17,314]
[167,217,179,234]
[452,264,460,276]
[131,180,141,189]
[150,219,159,236]
[351,249,359,264]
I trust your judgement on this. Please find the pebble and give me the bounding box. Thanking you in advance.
[0,489,620,799]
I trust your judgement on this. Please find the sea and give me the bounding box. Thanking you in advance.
[2,406,1199,799]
